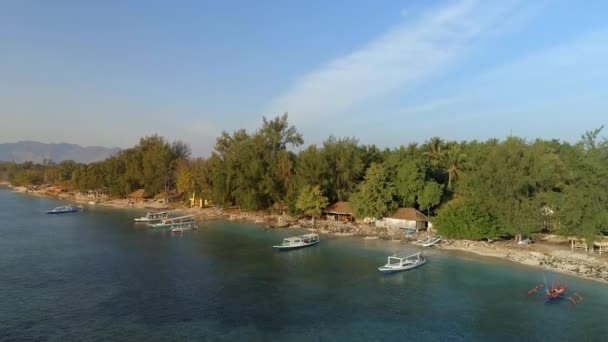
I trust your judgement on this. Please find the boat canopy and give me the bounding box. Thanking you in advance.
[387,252,421,264]
[282,233,319,243]
[162,214,194,223]
[148,211,170,215]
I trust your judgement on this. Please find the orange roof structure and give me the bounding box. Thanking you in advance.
[389,208,428,221]
[324,201,353,214]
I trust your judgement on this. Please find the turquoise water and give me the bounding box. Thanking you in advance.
[1,189,607,341]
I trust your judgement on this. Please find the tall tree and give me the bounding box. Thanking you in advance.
[321,136,364,202]
[417,180,443,215]
[350,163,397,219]
[296,185,329,227]
[424,137,445,167]
[445,146,467,190]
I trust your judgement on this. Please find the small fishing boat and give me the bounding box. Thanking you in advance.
[273,233,320,251]
[401,228,416,235]
[46,205,83,214]
[171,221,198,233]
[134,211,171,223]
[418,235,443,247]
[378,252,426,274]
[150,214,194,229]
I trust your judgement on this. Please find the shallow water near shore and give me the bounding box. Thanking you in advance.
[2,189,608,341]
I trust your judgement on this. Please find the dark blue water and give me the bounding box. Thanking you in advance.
[1,189,607,341]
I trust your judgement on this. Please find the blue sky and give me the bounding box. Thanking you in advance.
[1,0,607,156]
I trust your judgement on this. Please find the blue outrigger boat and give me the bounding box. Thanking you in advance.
[46,205,83,214]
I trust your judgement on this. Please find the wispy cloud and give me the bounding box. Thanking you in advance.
[268,0,532,123]
[398,97,462,115]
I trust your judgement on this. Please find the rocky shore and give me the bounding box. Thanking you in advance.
[8,185,608,284]
[204,208,608,284]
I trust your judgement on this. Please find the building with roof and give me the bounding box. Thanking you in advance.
[377,208,429,231]
[323,201,354,222]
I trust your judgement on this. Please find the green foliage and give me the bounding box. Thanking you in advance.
[176,160,193,195]
[560,137,608,241]
[444,146,467,190]
[462,137,565,238]
[296,185,329,218]
[433,200,500,240]
[5,120,607,244]
[417,181,443,215]
[393,159,426,207]
[209,114,302,210]
[320,136,365,202]
[350,163,396,219]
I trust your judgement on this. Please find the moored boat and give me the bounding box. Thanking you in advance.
[150,214,194,229]
[46,205,83,214]
[378,252,426,274]
[418,235,443,247]
[134,211,171,223]
[171,221,198,233]
[273,233,320,251]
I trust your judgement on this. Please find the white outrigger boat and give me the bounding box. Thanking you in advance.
[378,252,426,274]
[150,214,194,229]
[273,233,320,251]
[171,221,198,233]
[418,235,443,247]
[134,211,171,223]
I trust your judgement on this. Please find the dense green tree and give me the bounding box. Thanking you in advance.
[433,199,500,240]
[175,159,193,195]
[296,185,329,226]
[417,180,443,216]
[321,136,364,202]
[462,137,564,240]
[350,163,396,219]
[560,128,608,244]
[296,145,324,188]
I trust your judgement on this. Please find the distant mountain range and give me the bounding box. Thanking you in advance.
[0,141,120,164]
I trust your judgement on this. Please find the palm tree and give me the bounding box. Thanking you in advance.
[445,146,467,190]
[424,137,445,167]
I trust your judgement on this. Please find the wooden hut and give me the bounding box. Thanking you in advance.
[380,208,429,231]
[323,202,354,222]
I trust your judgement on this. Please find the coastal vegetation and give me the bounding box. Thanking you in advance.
[2,116,607,242]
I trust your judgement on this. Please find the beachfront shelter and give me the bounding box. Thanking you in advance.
[323,201,354,222]
[381,208,429,231]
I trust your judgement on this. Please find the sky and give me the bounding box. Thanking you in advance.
[1,0,607,156]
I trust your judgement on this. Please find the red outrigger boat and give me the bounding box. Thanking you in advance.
[528,278,583,304]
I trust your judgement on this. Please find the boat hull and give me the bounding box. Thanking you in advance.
[378,259,427,274]
[46,207,82,214]
[134,218,163,223]
[150,221,195,229]
[419,237,443,247]
[273,240,319,251]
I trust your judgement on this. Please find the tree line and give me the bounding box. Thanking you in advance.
[2,115,607,241]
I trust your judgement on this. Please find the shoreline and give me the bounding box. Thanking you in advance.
[7,186,608,285]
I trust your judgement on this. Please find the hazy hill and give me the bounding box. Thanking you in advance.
[0,141,120,164]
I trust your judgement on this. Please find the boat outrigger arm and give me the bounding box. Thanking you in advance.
[527,278,584,305]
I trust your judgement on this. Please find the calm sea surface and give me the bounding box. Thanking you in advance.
[1,189,607,341]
